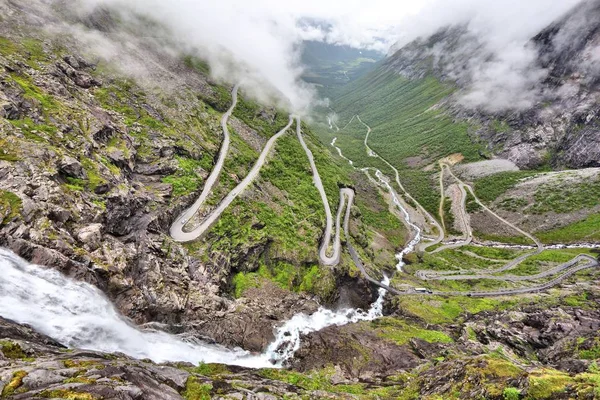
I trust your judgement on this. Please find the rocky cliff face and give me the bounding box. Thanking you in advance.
[2,289,599,399]
[383,0,600,170]
[0,0,326,353]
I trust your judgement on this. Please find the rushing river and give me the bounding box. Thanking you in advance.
[0,120,427,369]
[0,248,394,368]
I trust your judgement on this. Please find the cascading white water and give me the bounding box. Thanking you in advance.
[330,135,422,272]
[265,275,390,364]
[0,118,423,370]
[373,170,422,271]
[0,248,272,368]
[0,247,394,368]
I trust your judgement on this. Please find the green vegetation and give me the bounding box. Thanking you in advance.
[259,367,404,398]
[507,248,593,277]
[231,262,335,299]
[63,359,105,370]
[93,80,145,126]
[183,55,210,75]
[8,117,58,142]
[537,213,600,244]
[10,73,61,116]
[490,119,511,134]
[474,232,534,246]
[0,36,18,56]
[465,190,482,213]
[193,363,230,377]
[1,371,27,398]
[527,369,574,399]
[393,295,515,325]
[0,190,22,226]
[331,71,483,165]
[401,169,441,216]
[460,245,522,260]
[0,141,20,162]
[498,197,528,212]
[232,94,289,138]
[162,156,212,197]
[0,341,31,360]
[474,171,537,204]
[528,178,600,214]
[316,68,486,216]
[577,338,600,360]
[39,389,96,400]
[80,158,109,190]
[181,376,212,400]
[372,317,453,345]
[354,181,407,246]
[503,387,521,400]
[21,38,47,68]
[442,196,459,235]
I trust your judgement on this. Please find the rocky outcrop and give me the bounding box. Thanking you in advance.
[289,323,423,378]
[58,156,87,180]
[0,0,336,357]
[0,317,311,400]
[384,1,600,169]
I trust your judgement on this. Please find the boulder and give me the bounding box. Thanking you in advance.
[93,125,115,144]
[56,61,101,89]
[77,224,103,249]
[59,156,87,180]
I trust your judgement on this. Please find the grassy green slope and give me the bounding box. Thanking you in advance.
[330,68,483,166]
[318,67,484,216]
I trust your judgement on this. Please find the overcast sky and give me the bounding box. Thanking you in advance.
[80,0,584,112]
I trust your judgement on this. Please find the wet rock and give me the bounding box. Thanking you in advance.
[2,238,93,282]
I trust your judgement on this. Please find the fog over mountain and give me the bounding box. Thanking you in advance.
[70,0,584,113]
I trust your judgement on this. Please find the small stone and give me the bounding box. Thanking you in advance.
[77,224,103,250]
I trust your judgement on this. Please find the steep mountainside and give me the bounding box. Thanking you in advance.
[0,0,405,352]
[320,0,600,246]
[300,41,382,88]
[1,1,600,400]
[381,1,600,170]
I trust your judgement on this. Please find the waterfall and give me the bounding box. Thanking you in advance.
[0,248,393,368]
[0,248,270,368]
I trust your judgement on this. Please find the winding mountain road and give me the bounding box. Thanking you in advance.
[171,84,239,238]
[432,164,473,253]
[296,117,343,266]
[419,254,596,282]
[417,162,546,278]
[168,93,598,299]
[170,85,293,242]
[329,114,599,297]
[439,255,599,297]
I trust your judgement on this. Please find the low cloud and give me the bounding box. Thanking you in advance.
[387,0,586,112]
[39,0,598,114]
